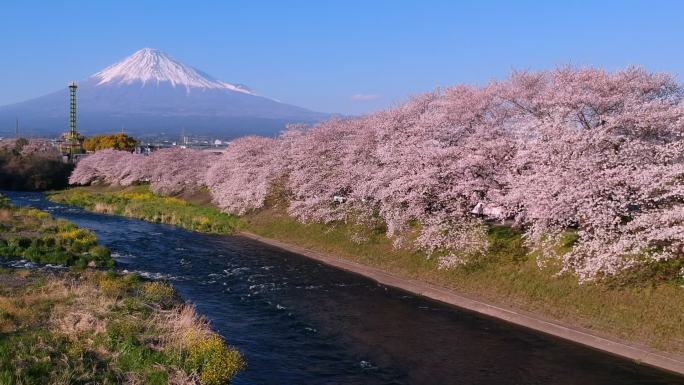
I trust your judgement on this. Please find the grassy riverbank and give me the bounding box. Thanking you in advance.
[0,268,244,385]
[50,185,684,354]
[1,192,245,384]
[243,201,684,353]
[0,194,113,268]
[49,185,239,235]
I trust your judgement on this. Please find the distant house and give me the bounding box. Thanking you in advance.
[333,195,347,204]
[135,144,158,156]
[471,202,505,219]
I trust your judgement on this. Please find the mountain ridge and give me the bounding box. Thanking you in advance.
[0,48,328,138]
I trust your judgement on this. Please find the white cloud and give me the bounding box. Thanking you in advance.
[351,93,381,101]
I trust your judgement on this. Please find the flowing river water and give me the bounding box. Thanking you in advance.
[5,191,684,385]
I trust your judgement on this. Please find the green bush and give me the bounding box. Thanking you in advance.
[141,281,176,306]
[187,334,245,385]
[0,201,114,268]
[99,276,131,298]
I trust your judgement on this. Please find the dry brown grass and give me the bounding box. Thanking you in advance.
[0,208,11,222]
[60,311,108,335]
[0,276,73,333]
[0,269,244,383]
[0,271,114,344]
[154,304,213,350]
[54,281,112,337]
[0,296,31,332]
[21,273,112,339]
[168,369,201,385]
[94,202,116,214]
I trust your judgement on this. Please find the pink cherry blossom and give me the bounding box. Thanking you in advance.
[146,147,215,195]
[205,136,284,215]
[69,66,684,281]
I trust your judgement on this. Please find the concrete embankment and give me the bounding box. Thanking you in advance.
[240,231,684,376]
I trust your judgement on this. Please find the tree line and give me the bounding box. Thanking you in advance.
[0,133,137,191]
[69,66,684,282]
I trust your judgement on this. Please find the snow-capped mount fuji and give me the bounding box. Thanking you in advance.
[0,48,328,138]
[93,48,254,94]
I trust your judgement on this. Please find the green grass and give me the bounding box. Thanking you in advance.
[0,191,244,384]
[0,195,114,268]
[49,185,240,235]
[0,269,245,385]
[50,185,684,354]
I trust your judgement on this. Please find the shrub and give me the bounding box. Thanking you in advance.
[83,133,137,152]
[141,281,176,305]
[99,276,130,298]
[187,334,245,385]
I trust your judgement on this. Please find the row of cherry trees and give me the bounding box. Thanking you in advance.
[70,147,214,195]
[70,67,684,281]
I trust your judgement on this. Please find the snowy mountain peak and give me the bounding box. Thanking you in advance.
[91,48,253,94]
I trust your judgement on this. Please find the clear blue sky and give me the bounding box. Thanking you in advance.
[1,0,683,115]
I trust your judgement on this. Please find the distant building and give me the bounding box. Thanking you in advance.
[135,144,160,155]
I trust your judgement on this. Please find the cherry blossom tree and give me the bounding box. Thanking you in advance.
[69,149,147,186]
[67,66,684,281]
[358,87,515,266]
[285,118,379,224]
[206,136,284,215]
[497,67,684,279]
[145,147,215,196]
[284,86,514,267]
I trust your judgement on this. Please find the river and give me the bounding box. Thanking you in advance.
[5,191,684,385]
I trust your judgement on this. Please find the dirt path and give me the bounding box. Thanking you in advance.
[240,231,684,376]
